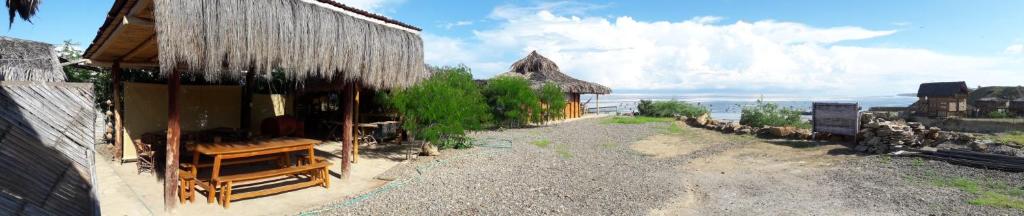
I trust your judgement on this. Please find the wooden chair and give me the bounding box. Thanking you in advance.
[178,168,196,203]
[132,139,156,174]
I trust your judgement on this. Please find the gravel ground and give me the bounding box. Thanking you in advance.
[310,118,686,215]
[824,155,1024,215]
[307,117,1024,215]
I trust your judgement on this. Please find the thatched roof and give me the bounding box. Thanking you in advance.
[0,36,65,82]
[84,0,427,90]
[917,81,968,97]
[6,0,40,27]
[497,51,611,94]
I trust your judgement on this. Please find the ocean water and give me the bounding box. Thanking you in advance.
[583,93,917,121]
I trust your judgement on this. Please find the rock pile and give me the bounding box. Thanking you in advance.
[683,113,813,139]
[855,112,978,154]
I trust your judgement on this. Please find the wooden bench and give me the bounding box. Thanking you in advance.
[181,155,285,170]
[298,157,332,188]
[214,158,332,208]
[180,155,288,204]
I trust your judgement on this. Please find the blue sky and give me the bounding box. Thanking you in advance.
[4,0,1024,97]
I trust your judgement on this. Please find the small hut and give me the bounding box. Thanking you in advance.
[915,81,969,118]
[83,0,426,210]
[0,36,65,82]
[497,51,612,119]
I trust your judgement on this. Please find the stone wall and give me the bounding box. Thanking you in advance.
[911,116,1024,133]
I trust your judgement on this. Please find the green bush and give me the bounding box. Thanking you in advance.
[484,76,542,128]
[384,65,491,149]
[636,100,709,118]
[988,110,1013,119]
[537,82,567,122]
[740,99,807,128]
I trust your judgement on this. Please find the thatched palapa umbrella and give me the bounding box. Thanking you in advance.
[497,51,612,119]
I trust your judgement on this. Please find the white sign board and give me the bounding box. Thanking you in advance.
[812,102,859,136]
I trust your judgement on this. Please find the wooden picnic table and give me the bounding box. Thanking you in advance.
[188,137,325,207]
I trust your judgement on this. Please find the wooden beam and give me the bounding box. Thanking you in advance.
[595,94,600,115]
[353,83,361,163]
[164,68,182,211]
[112,62,124,162]
[87,60,159,69]
[341,83,354,179]
[87,0,152,60]
[119,33,156,62]
[122,16,155,28]
[128,0,152,17]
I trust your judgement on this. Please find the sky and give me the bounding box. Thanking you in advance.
[4,0,1024,97]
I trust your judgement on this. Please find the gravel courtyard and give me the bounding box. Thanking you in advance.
[306,117,1024,215]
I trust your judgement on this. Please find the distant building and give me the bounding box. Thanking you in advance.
[1012,98,1024,117]
[914,81,969,118]
[974,97,1009,116]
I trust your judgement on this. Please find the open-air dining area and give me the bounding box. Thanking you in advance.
[79,0,428,214]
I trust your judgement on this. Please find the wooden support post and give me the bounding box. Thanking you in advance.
[353,83,361,163]
[596,94,600,115]
[112,62,124,161]
[240,69,256,133]
[573,94,580,118]
[164,68,182,211]
[341,83,354,179]
[573,94,581,118]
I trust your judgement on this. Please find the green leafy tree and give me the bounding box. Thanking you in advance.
[536,82,566,122]
[636,100,708,118]
[58,40,112,105]
[384,65,490,149]
[484,76,542,128]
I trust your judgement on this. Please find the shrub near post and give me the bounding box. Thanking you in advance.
[636,100,709,118]
[740,99,807,128]
[485,76,542,128]
[537,82,567,123]
[384,66,491,149]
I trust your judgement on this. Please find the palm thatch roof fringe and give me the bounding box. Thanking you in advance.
[153,0,427,90]
[499,51,611,94]
[0,36,65,82]
[6,0,40,27]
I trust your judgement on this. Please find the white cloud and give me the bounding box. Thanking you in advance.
[1006,44,1024,54]
[335,0,404,12]
[423,3,1024,96]
[442,20,474,29]
[891,21,912,27]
